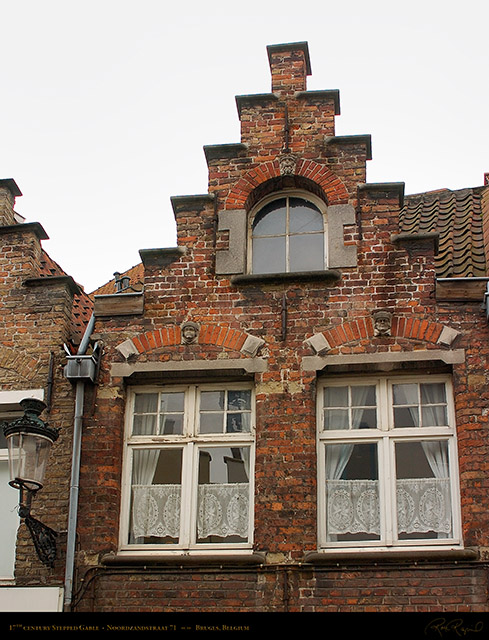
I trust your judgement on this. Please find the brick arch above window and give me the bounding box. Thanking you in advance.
[224,158,349,210]
[305,318,461,355]
[116,325,265,359]
[0,346,41,383]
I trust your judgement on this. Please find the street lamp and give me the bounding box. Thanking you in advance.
[2,398,60,567]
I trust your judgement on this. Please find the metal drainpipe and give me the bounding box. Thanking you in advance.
[63,313,95,610]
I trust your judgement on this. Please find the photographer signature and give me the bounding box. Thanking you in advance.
[425,617,484,637]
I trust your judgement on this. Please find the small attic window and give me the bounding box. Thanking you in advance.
[249,192,326,274]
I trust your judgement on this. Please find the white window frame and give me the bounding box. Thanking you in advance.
[248,190,328,274]
[120,383,255,556]
[317,374,462,553]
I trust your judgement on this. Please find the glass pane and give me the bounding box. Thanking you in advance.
[324,387,348,408]
[352,408,377,429]
[422,405,448,427]
[395,441,452,540]
[253,200,287,235]
[289,233,324,272]
[228,390,251,411]
[351,386,376,406]
[226,413,250,433]
[200,391,224,411]
[394,407,419,428]
[393,384,418,405]
[159,413,183,435]
[421,383,446,405]
[252,236,286,273]
[324,408,349,430]
[289,198,323,233]
[134,393,158,413]
[133,414,157,435]
[200,413,224,434]
[197,447,250,543]
[130,448,182,545]
[325,443,380,542]
[160,392,184,412]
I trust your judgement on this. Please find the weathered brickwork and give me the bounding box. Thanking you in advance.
[0,181,93,589]
[3,42,489,614]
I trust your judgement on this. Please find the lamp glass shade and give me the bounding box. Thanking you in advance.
[6,431,54,492]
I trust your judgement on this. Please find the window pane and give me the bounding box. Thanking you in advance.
[289,233,324,272]
[159,413,183,435]
[134,393,158,414]
[252,236,286,273]
[200,391,224,411]
[324,408,349,430]
[228,390,251,411]
[422,405,448,427]
[421,383,446,405]
[252,200,286,235]
[130,448,182,544]
[393,384,418,405]
[200,413,224,433]
[351,386,376,406]
[133,414,157,435]
[395,441,452,540]
[160,392,184,412]
[226,413,251,433]
[197,447,250,543]
[324,386,348,408]
[325,443,380,542]
[289,198,323,233]
[352,408,377,429]
[394,406,419,428]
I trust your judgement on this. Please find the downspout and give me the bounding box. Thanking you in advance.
[63,313,95,610]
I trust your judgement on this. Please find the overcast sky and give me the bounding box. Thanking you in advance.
[1,0,488,292]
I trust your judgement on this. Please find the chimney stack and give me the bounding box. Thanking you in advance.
[0,179,22,226]
[267,41,311,95]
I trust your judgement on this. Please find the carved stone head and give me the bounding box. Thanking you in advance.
[181,321,200,344]
[373,311,393,337]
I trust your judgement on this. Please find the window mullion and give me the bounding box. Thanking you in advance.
[180,440,195,547]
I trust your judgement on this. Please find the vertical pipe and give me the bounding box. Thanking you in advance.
[63,312,94,610]
[63,380,84,610]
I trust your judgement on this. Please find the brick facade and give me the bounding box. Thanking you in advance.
[2,42,489,617]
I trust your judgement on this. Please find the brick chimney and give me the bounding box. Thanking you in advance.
[267,41,311,95]
[0,179,22,226]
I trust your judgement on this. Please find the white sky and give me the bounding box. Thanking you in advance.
[1,0,488,293]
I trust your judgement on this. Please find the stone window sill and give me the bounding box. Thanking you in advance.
[231,269,341,286]
[304,547,479,565]
[101,552,266,567]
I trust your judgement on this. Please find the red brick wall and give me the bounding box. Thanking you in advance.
[69,44,489,613]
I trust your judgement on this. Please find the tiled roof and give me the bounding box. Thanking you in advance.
[90,263,144,296]
[399,187,487,278]
[39,250,94,344]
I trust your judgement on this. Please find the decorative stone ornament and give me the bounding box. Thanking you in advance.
[181,321,200,344]
[373,310,393,337]
[278,152,298,176]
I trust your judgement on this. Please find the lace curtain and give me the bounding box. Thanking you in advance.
[132,483,249,540]
[326,477,452,536]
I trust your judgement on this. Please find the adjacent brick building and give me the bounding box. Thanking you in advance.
[2,42,489,615]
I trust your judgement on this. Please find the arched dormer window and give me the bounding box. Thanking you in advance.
[249,192,326,274]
